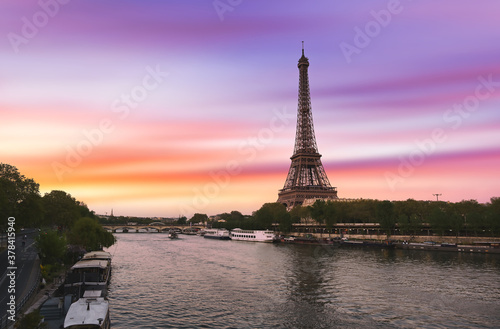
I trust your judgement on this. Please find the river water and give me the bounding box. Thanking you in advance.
[106,234,500,328]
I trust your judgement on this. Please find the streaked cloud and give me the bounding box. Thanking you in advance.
[2,0,499,217]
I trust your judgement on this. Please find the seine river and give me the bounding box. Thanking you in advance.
[106,234,500,328]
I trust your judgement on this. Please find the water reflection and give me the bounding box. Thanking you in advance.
[107,234,500,328]
[280,244,339,328]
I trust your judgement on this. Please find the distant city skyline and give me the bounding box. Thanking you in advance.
[2,0,500,217]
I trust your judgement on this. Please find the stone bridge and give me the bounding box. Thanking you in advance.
[102,224,205,233]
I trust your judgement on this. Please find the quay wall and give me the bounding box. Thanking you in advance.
[294,233,500,244]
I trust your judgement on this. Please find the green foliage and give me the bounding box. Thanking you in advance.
[446,206,463,236]
[394,199,425,235]
[190,213,208,223]
[289,206,309,223]
[67,217,115,251]
[177,216,187,225]
[229,211,244,221]
[326,199,377,223]
[486,197,500,235]
[36,230,67,265]
[309,199,327,222]
[0,163,42,228]
[376,200,395,235]
[278,214,293,233]
[428,204,448,235]
[15,310,48,329]
[17,193,44,228]
[296,198,499,237]
[77,201,97,219]
[254,203,289,230]
[42,190,81,229]
[211,211,257,230]
[39,263,63,282]
[309,200,337,234]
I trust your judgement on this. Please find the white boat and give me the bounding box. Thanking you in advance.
[168,230,178,239]
[64,290,110,329]
[230,229,275,242]
[203,228,231,240]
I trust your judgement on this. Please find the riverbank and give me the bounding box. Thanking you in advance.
[291,232,500,244]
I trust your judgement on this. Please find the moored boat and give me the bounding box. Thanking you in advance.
[82,251,112,262]
[182,228,199,235]
[65,258,111,288]
[341,239,394,248]
[203,228,231,240]
[396,241,500,253]
[230,229,275,242]
[64,290,110,329]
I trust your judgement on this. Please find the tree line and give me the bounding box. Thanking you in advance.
[307,198,500,237]
[1,163,115,280]
[203,198,500,238]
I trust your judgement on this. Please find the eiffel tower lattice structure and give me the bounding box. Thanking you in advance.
[277,44,338,208]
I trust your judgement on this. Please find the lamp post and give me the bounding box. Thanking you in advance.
[433,193,442,201]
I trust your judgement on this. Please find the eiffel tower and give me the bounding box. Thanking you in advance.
[277,43,338,208]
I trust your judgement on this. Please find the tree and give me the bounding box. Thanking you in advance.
[67,217,115,251]
[486,197,500,236]
[36,230,67,265]
[15,310,47,329]
[229,211,244,222]
[254,203,289,230]
[428,204,449,236]
[0,163,41,228]
[309,199,327,223]
[289,205,309,223]
[308,200,337,235]
[177,216,187,225]
[77,201,97,219]
[190,213,208,223]
[42,190,81,229]
[376,200,395,236]
[446,204,463,237]
[17,193,44,228]
[323,202,337,236]
[394,199,425,235]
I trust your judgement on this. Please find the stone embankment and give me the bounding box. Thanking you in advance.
[296,233,500,244]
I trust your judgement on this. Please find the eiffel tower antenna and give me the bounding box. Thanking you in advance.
[277,43,338,208]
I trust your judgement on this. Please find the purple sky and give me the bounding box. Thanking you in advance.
[1,0,500,217]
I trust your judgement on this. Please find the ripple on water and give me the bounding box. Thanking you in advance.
[106,235,500,328]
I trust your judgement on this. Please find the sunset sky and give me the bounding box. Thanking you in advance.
[2,0,500,217]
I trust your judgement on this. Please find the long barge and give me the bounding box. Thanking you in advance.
[396,241,500,254]
[280,235,339,246]
[277,236,500,254]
